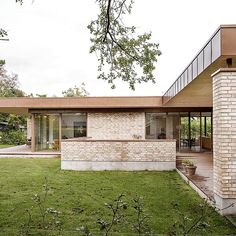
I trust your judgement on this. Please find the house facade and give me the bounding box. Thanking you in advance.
[0,25,236,214]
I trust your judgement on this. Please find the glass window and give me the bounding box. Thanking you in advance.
[166,113,179,144]
[201,112,212,137]
[35,114,59,151]
[146,112,180,148]
[61,113,87,139]
[146,113,166,139]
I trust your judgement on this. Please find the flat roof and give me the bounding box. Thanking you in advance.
[1,25,236,113]
[0,96,163,114]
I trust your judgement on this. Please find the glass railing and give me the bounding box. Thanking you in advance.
[162,28,221,104]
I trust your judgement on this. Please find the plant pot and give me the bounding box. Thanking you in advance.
[182,164,189,173]
[176,159,182,167]
[186,166,197,176]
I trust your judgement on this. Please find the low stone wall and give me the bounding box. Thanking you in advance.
[61,139,176,171]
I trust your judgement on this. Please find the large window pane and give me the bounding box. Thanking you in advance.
[61,113,87,139]
[145,113,166,139]
[35,114,59,151]
[180,112,189,151]
[166,112,179,148]
[146,113,179,142]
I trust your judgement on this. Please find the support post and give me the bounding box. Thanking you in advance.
[200,112,202,152]
[31,114,35,152]
[188,112,191,150]
[212,68,236,215]
[59,113,62,151]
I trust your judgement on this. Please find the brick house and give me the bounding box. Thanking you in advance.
[0,25,236,214]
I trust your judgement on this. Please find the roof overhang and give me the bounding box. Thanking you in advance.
[1,25,236,113]
[0,96,163,114]
[162,25,236,107]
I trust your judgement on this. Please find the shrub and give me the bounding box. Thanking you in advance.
[0,130,26,145]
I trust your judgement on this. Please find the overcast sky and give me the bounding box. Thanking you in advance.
[1,0,236,97]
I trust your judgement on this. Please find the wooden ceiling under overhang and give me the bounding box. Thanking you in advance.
[163,25,236,107]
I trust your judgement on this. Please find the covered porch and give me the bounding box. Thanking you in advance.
[177,152,213,199]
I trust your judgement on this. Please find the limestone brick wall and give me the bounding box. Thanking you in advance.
[61,140,176,170]
[213,70,236,199]
[61,140,176,163]
[87,112,145,140]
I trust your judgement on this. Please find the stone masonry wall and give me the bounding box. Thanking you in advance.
[213,70,236,200]
[61,140,176,171]
[62,140,175,162]
[87,112,145,140]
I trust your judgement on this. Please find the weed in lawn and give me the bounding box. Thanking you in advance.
[20,177,62,236]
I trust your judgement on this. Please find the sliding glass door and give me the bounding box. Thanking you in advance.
[34,113,87,151]
[179,112,212,152]
[35,114,60,151]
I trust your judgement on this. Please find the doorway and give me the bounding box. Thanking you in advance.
[180,112,212,152]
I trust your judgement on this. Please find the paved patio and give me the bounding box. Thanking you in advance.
[0,145,61,158]
[177,151,213,199]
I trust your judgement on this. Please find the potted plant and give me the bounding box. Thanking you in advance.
[182,159,191,173]
[186,161,197,176]
[176,158,183,167]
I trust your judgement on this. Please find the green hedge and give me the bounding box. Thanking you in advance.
[0,130,26,145]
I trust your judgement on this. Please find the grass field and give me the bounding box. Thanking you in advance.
[0,144,15,149]
[0,158,235,235]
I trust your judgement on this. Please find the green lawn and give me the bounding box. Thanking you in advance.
[0,144,15,149]
[0,158,235,235]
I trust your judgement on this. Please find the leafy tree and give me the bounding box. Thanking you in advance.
[62,83,89,97]
[88,0,161,90]
[2,0,161,90]
[0,61,25,97]
[0,62,26,145]
[35,94,47,97]
[0,0,22,41]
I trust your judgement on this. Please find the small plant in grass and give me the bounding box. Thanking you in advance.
[97,193,128,236]
[78,225,92,236]
[169,200,211,235]
[20,177,62,235]
[132,196,151,235]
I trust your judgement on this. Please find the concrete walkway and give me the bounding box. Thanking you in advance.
[0,145,61,158]
[0,145,31,152]
[177,152,213,199]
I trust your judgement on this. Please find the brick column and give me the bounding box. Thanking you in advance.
[212,68,236,215]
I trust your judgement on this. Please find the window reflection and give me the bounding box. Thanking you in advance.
[35,114,59,151]
[61,113,87,139]
[145,113,179,143]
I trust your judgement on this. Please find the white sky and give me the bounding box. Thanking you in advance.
[1,0,236,97]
